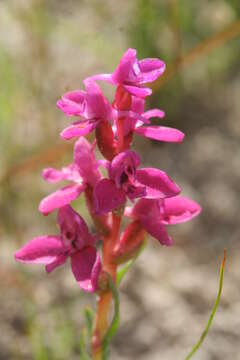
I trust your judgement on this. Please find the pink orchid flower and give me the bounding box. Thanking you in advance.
[88,48,166,98]
[94,150,180,214]
[125,196,201,246]
[15,205,102,292]
[39,137,101,215]
[57,79,113,140]
[126,97,185,143]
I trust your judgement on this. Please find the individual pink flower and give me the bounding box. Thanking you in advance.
[125,196,201,246]
[88,48,166,98]
[121,96,185,144]
[57,79,113,140]
[15,205,102,292]
[39,137,101,215]
[94,150,180,214]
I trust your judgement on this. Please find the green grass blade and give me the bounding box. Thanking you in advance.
[84,306,94,340]
[185,250,226,360]
[102,274,120,358]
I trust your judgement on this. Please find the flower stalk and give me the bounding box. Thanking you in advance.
[92,213,122,359]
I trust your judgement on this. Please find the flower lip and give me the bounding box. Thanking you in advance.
[109,150,140,187]
[125,196,201,245]
[15,205,102,292]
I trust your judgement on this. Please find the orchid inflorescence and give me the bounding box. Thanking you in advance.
[15,48,201,359]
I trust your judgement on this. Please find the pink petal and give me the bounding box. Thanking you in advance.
[143,109,165,120]
[109,150,140,184]
[123,85,152,98]
[57,90,86,116]
[140,217,173,246]
[83,79,112,120]
[112,48,137,83]
[94,179,126,214]
[45,254,68,273]
[162,196,202,224]
[74,137,101,186]
[86,73,114,84]
[135,126,185,143]
[15,236,65,264]
[39,184,86,215]
[42,165,80,183]
[136,168,181,198]
[71,247,101,292]
[127,198,162,219]
[139,58,165,72]
[42,168,66,183]
[126,183,146,200]
[58,205,96,248]
[89,250,102,291]
[60,121,97,140]
[137,58,166,83]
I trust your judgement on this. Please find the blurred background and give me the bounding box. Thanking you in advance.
[0,0,240,359]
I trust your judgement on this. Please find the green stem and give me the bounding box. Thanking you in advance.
[185,250,226,360]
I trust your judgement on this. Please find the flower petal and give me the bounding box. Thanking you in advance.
[74,137,101,186]
[42,165,80,183]
[140,217,173,246]
[126,183,146,200]
[136,168,181,198]
[143,109,165,120]
[123,85,152,98]
[57,90,86,116]
[94,178,126,214]
[109,150,140,185]
[112,48,137,83]
[137,58,166,83]
[39,184,86,215]
[60,121,97,140]
[87,73,114,83]
[45,254,68,273]
[135,126,185,143]
[71,247,101,292]
[162,196,202,224]
[15,236,65,264]
[58,205,96,248]
[83,79,112,120]
[42,168,66,183]
[126,198,162,219]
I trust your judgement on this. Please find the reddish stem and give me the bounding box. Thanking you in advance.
[92,213,122,359]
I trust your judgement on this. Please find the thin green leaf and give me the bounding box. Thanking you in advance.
[83,306,94,340]
[184,250,226,360]
[102,274,120,358]
[116,240,146,286]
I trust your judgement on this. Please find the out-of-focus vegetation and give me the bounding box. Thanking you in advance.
[0,1,240,359]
